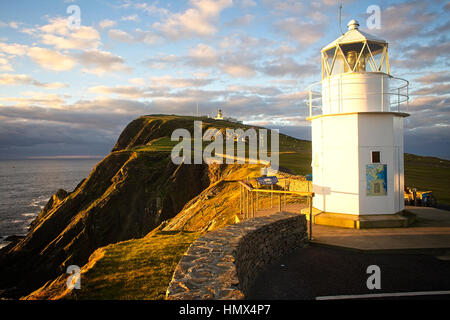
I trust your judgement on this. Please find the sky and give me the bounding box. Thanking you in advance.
[0,0,448,160]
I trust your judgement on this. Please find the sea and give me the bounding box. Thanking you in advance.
[0,158,101,248]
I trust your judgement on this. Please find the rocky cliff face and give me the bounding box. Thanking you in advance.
[0,116,228,299]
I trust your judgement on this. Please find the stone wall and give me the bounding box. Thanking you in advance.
[166,212,307,299]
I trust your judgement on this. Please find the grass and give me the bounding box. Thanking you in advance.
[404,153,450,205]
[70,230,201,300]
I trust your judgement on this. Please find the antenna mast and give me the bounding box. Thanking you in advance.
[339,4,344,35]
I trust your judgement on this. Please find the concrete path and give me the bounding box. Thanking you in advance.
[247,245,450,300]
[309,206,450,252]
[246,206,450,300]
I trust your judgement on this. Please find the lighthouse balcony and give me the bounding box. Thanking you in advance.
[307,72,409,119]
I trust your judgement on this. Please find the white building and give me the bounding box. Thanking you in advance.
[213,108,243,124]
[214,108,224,120]
[306,20,410,227]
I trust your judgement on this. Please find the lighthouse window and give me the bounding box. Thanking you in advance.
[371,151,381,163]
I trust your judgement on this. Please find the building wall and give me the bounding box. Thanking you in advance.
[312,114,360,214]
[357,114,405,214]
[311,113,405,215]
[322,73,390,114]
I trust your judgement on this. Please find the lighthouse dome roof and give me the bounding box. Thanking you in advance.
[322,20,386,52]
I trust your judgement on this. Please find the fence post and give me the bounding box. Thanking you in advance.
[250,192,255,218]
[279,194,282,212]
[309,196,313,240]
[271,185,273,208]
[381,76,384,112]
[240,184,242,215]
[246,189,249,219]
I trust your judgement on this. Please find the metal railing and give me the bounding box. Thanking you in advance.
[238,178,315,240]
[307,73,409,118]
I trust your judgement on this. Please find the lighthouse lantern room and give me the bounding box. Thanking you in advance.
[306,20,410,225]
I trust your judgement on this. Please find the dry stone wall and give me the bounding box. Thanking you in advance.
[166,212,307,299]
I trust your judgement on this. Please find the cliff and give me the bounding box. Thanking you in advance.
[0,115,293,299]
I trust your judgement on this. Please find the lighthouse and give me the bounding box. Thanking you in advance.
[306,20,410,228]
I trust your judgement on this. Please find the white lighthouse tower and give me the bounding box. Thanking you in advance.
[306,20,410,228]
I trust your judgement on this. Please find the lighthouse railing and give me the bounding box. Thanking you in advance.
[306,74,409,118]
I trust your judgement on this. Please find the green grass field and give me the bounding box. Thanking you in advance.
[404,153,450,205]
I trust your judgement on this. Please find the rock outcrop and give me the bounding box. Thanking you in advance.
[0,116,222,298]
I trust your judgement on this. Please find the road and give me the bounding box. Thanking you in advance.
[246,245,450,300]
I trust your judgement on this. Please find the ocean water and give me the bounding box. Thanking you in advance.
[0,159,101,247]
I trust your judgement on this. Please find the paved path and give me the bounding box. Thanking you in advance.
[247,245,450,300]
[309,206,450,252]
[247,206,450,299]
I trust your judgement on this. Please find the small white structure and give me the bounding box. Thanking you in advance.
[307,20,409,218]
[213,108,243,123]
[214,108,224,120]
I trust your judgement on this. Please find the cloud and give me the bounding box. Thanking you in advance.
[0,42,28,56]
[108,29,135,42]
[129,78,146,86]
[226,14,255,27]
[142,54,181,69]
[88,85,150,98]
[0,73,69,89]
[227,85,282,96]
[152,0,233,39]
[0,92,67,108]
[75,50,131,75]
[274,18,325,45]
[260,57,318,77]
[414,71,450,85]
[393,41,450,70]
[134,2,169,16]
[262,0,304,12]
[99,19,117,29]
[0,42,77,72]
[38,17,101,50]
[27,47,77,71]
[187,43,219,66]
[121,14,140,22]
[412,83,450,96]
[368,1,437,41]
[0,55,13,71]
[0,73,33,85]
[237,0,256,7]
[150,76,215,88]
[108,28,161,45]
[220,64,256,78]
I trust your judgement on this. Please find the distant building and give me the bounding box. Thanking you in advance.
[214,109,223,120]
[213,108,243,124]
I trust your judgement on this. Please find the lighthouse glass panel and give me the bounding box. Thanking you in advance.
[361,45,377,72]
[368,42,387,72]
[323,47,336,76]
[340,42,365,72]
[330,48,345,75]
